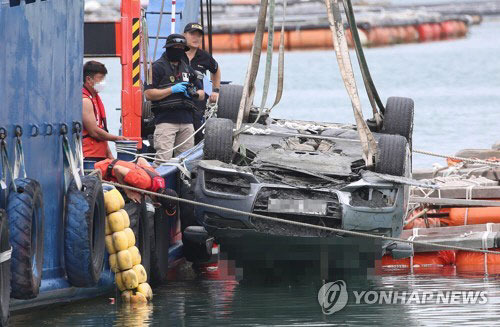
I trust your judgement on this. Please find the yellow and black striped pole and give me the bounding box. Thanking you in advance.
[132,18,140,87]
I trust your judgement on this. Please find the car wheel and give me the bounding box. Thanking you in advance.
[217,84,244,123]
[375,134,410,177]
[382,97,414,146]
[203,118,234,163]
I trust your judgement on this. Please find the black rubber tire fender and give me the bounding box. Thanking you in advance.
[6,178,44,299]
[382,97,414,144]
[126,200,151,281]
[203,118,234,163]
[0,210,10,327]
[149,207,170,285]
[375,134,410,177]
[64,175,106,287]
[217,84,244,123]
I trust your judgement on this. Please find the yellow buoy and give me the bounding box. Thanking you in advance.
[124,228,136,248]
[105,235,116,254]
[121,269,139,289]
[137,282,153,301]
[117,250,133,270]
[108,211,125,233]
[112,231,128,251]
[104,189,125,214]
[119,209,130,228]
[132,264,147,283]
[105,216,112,236]
[121,290,133,303]
[128,246,142,266]
[130,292,148,303]
[115,272,126,291]
[109,253,119,273]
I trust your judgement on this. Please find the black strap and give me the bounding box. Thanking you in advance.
[107,159,120,179]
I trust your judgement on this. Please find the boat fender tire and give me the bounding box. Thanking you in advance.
[65,175,106,287]
[126,200,151,282]
[382,97,414,145]
[7,178,44,299]
[203,118,234,163]
[0,210,10,327]
[375,134,409,177]
[149,206,170,285]
[217,84,244,123]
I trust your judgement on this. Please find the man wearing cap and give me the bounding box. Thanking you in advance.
[183,22,222,144]
[144,34,204,165]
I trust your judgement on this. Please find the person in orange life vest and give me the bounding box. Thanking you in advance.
[82,61,127,161]
[94,157,178,214]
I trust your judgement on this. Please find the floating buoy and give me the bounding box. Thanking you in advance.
[382,250,456,269]
[456,249,500,275]
[447,207,500,226]
[103,187,153,303]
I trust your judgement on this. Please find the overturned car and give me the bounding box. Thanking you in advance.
[190,84,414,268]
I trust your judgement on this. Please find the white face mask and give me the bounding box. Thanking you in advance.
[93,80,106,93]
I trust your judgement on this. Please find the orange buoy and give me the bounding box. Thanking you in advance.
[447,207,500,226]
[417,23,433,42]
[382,251,456,268]
[430,23,442,40]
[456,249,500,275]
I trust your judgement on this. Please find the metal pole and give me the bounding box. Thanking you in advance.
[171,0,176,34]
[200,0,205,50]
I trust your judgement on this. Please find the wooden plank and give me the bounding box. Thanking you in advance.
[411,186,500,199]
[410,197,500,207]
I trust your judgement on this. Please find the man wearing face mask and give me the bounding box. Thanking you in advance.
[82,61,126,161]
[144,34,204,165]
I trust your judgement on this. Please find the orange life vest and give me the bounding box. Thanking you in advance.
[95,159,165,192]
[82,87,109,159]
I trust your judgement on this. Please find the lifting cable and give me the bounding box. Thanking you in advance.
[413,149,500,167]
[236,0,287,136]
[342,0,385,123]
[105,180,500,256]
[324,0,377,167]
[234,0,269,143]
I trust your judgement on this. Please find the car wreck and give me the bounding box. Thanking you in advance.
[183,0,418,271]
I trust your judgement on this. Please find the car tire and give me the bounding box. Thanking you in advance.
[7,178,44,299]
[0,210,10,327]
[149,207,170,285]
[65,175,106,287]
[203,118,234,163]
[382,97,414,145]
[217,84,244,123]
[375,134,410,177]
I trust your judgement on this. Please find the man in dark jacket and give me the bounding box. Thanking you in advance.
[183,23,222,144]
[144,34,204,165]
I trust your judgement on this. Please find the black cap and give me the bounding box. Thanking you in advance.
[163,33,189,51]
[184,22,204,35]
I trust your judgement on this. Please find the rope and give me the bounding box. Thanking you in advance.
[125,102,218,164]
[105,180,500,256]
[0,247,12,263]
[0,139,17,194]
[414,149,500,167]
[13,135,27,179]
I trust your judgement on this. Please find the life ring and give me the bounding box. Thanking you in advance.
[0,210,11,327]
[64,175,106,287]
[6,178,44,299]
